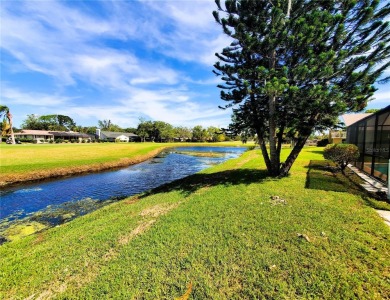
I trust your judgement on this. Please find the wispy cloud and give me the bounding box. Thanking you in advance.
[3,83,229,128]
[140,0,232,65]
[1,84,72,107]
[370,89,390,106]
[0,0,243,128]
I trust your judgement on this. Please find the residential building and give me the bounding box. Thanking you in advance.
[96,129,139,142]
[13,129,91,143]
[328,130,347,144]
[327,113,373,144]
[14,130,53,143]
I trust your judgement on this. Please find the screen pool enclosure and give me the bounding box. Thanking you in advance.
[346,105,390,184]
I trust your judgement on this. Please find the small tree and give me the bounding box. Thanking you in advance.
[323,144,359,172]
[0,105,15,144]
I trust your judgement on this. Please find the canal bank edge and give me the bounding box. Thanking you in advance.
[0,147,169,188]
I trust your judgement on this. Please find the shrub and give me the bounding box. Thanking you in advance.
[19,138,34,143]
[323,144,359,172]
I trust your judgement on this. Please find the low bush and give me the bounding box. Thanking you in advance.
[18,138,34,143]
[323,143,359,172]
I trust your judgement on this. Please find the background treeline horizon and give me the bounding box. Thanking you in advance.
[14,114,248,143]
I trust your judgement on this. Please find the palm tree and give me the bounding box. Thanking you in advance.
[0,105,15,144]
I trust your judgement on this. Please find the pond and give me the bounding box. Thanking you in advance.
[0,146,246,236]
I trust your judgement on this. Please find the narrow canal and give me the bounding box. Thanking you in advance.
[0,147,246,230]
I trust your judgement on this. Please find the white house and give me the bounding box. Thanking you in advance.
[115,135,129,142]
[96,129,138,142]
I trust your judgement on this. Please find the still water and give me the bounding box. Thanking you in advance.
[0,147,245,224]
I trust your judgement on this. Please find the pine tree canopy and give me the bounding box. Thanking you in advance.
[213,0,390,176]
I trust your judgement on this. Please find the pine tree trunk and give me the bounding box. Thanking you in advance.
[268,94,279,176]
[268,49,279,176]
[279,136,309,176]
[257,132,271,172]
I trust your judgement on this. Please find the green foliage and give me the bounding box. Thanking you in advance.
[18,138,34,143]
[22,114,77,131]
[21,114,42,130]
[0,105,14,143]
[136,119,227,143]
[136,118,153,142]
[97,120,122,132]
[323,143,360,171]
[174,126,192,141]
[365,108,380,113]
[214,0,390,177]
[192,125,208,142]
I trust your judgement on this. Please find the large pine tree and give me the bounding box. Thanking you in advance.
[213,0,390,177]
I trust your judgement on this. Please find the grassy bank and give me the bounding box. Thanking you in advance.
[1,147,389,299]
[0,141,249,186]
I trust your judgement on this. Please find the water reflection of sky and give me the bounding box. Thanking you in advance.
[0,147,246,222]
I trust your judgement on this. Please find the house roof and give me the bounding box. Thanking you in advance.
[15,130,90,138]
[17,130,53,135]
[101,131,138,138]
[341,113,372,127]
[50,131,90,138]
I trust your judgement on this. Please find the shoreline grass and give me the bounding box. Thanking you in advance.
[1,147,389,299]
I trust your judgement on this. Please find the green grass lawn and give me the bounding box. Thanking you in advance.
[1,147,389,299]
[0,142,168,174]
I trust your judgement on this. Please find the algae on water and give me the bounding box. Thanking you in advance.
[0,196,127,245]
[3,221,47,241]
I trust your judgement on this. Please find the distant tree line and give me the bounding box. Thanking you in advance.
[17,114,252,143]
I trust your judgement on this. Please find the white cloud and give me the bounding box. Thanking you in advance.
[3,84,230,129]
[370,90,390,106]
[1,85,72,107]
[1,1,182,90]
[137,0,231,65]
[1,0,233,129]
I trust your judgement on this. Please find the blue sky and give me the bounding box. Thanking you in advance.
[1,0,389,129]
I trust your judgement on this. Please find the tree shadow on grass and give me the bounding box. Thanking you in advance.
[306,160,390,209]
[305,160,347,192]
[305,160,364,194]
[139,168,271,198]
[305,150,325,155]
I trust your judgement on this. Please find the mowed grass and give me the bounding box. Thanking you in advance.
[0,142,168,174]
[1,147,389,299]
